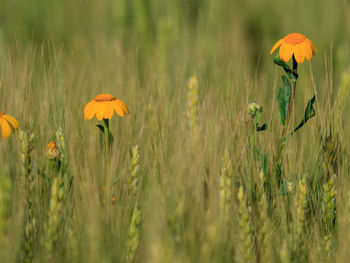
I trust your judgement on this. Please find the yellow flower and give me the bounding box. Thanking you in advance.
[270,33,317,64]
[0,112,19,138]
[46,141,60,160]
[84,94,130,120]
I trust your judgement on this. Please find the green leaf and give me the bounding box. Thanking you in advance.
[277,75,292,125]
[274,55,291,70]
[283,96,316,144]
[275,162,282,187]
[273,55,298,81]
[304,96,316,120]
[96,124,104,134]
[273,55,298,80]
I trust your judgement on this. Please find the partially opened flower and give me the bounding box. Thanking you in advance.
[84,94,130,120]
[270,33,317,64]
[46,141,61,160]
[0,112,19,138]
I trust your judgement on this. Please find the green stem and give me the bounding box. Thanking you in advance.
[103,118,111,168]
[274,56,298,167]
[103,118,112,206]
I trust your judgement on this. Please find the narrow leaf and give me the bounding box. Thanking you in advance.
[275,162,282,187]
[273,55,298,81]
[96,124,105,134]
[283,96,316,144]
[277,75,292,125]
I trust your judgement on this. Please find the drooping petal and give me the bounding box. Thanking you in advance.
[306,39,317,55]
[0,118,11,138]
[279,43,294,62]
[84,100,97,120]
[293,43,305,64]
[3,114,19,129]
[116,99,130,115]
[103,101,114,119]
[270,39,283,54]
[303,41,313,61]
[112,100,125,117]
[95,102,108,120]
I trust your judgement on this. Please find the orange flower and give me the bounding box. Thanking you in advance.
[0,112,19,138]
[84,94,130,120]
[270,33,317,64]
[46,141,61,160]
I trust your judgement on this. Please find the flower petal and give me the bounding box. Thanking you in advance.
[294,43,305,64]
[84,100,97,120]
[117,99,130,115]
[303,41,313,61]
[0,118,11,138]
[95,102,107,121]
[3,114,19,129]
[103,101,114,119]
[112,101,125,117]
[270,39,284,54]
[306,39,317,55]
[111,100,128,117]
[279,43,294,62]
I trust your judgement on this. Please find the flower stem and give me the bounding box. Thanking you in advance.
[103,119,112,206]
[275,56,298,167]
[103,119,111,168]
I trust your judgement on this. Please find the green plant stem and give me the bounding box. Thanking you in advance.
[103,119,112,205]
[275,57,298,166]
[103,119,111,168]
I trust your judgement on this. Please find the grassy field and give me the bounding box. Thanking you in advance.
[0,0,350,262]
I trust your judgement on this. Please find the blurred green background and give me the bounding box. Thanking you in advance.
[1,0,349,70]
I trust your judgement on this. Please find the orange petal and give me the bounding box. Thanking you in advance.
[84,100,97,120]
[303,41,313,61]
[293,43,305,64]
[117,100,130,115]
[95,102,114,120]
[103,102,114,119]
[112,100,130,117]
[95,102,107,121]
[279,43,294,62]
[306,39,317,55]
[0,118,11,138]
[112,101,125,117]
[270,39,284,54]
[3,114,19,129]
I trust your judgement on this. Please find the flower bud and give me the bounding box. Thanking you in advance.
[46,141,60,160]
[247,102,263,116]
